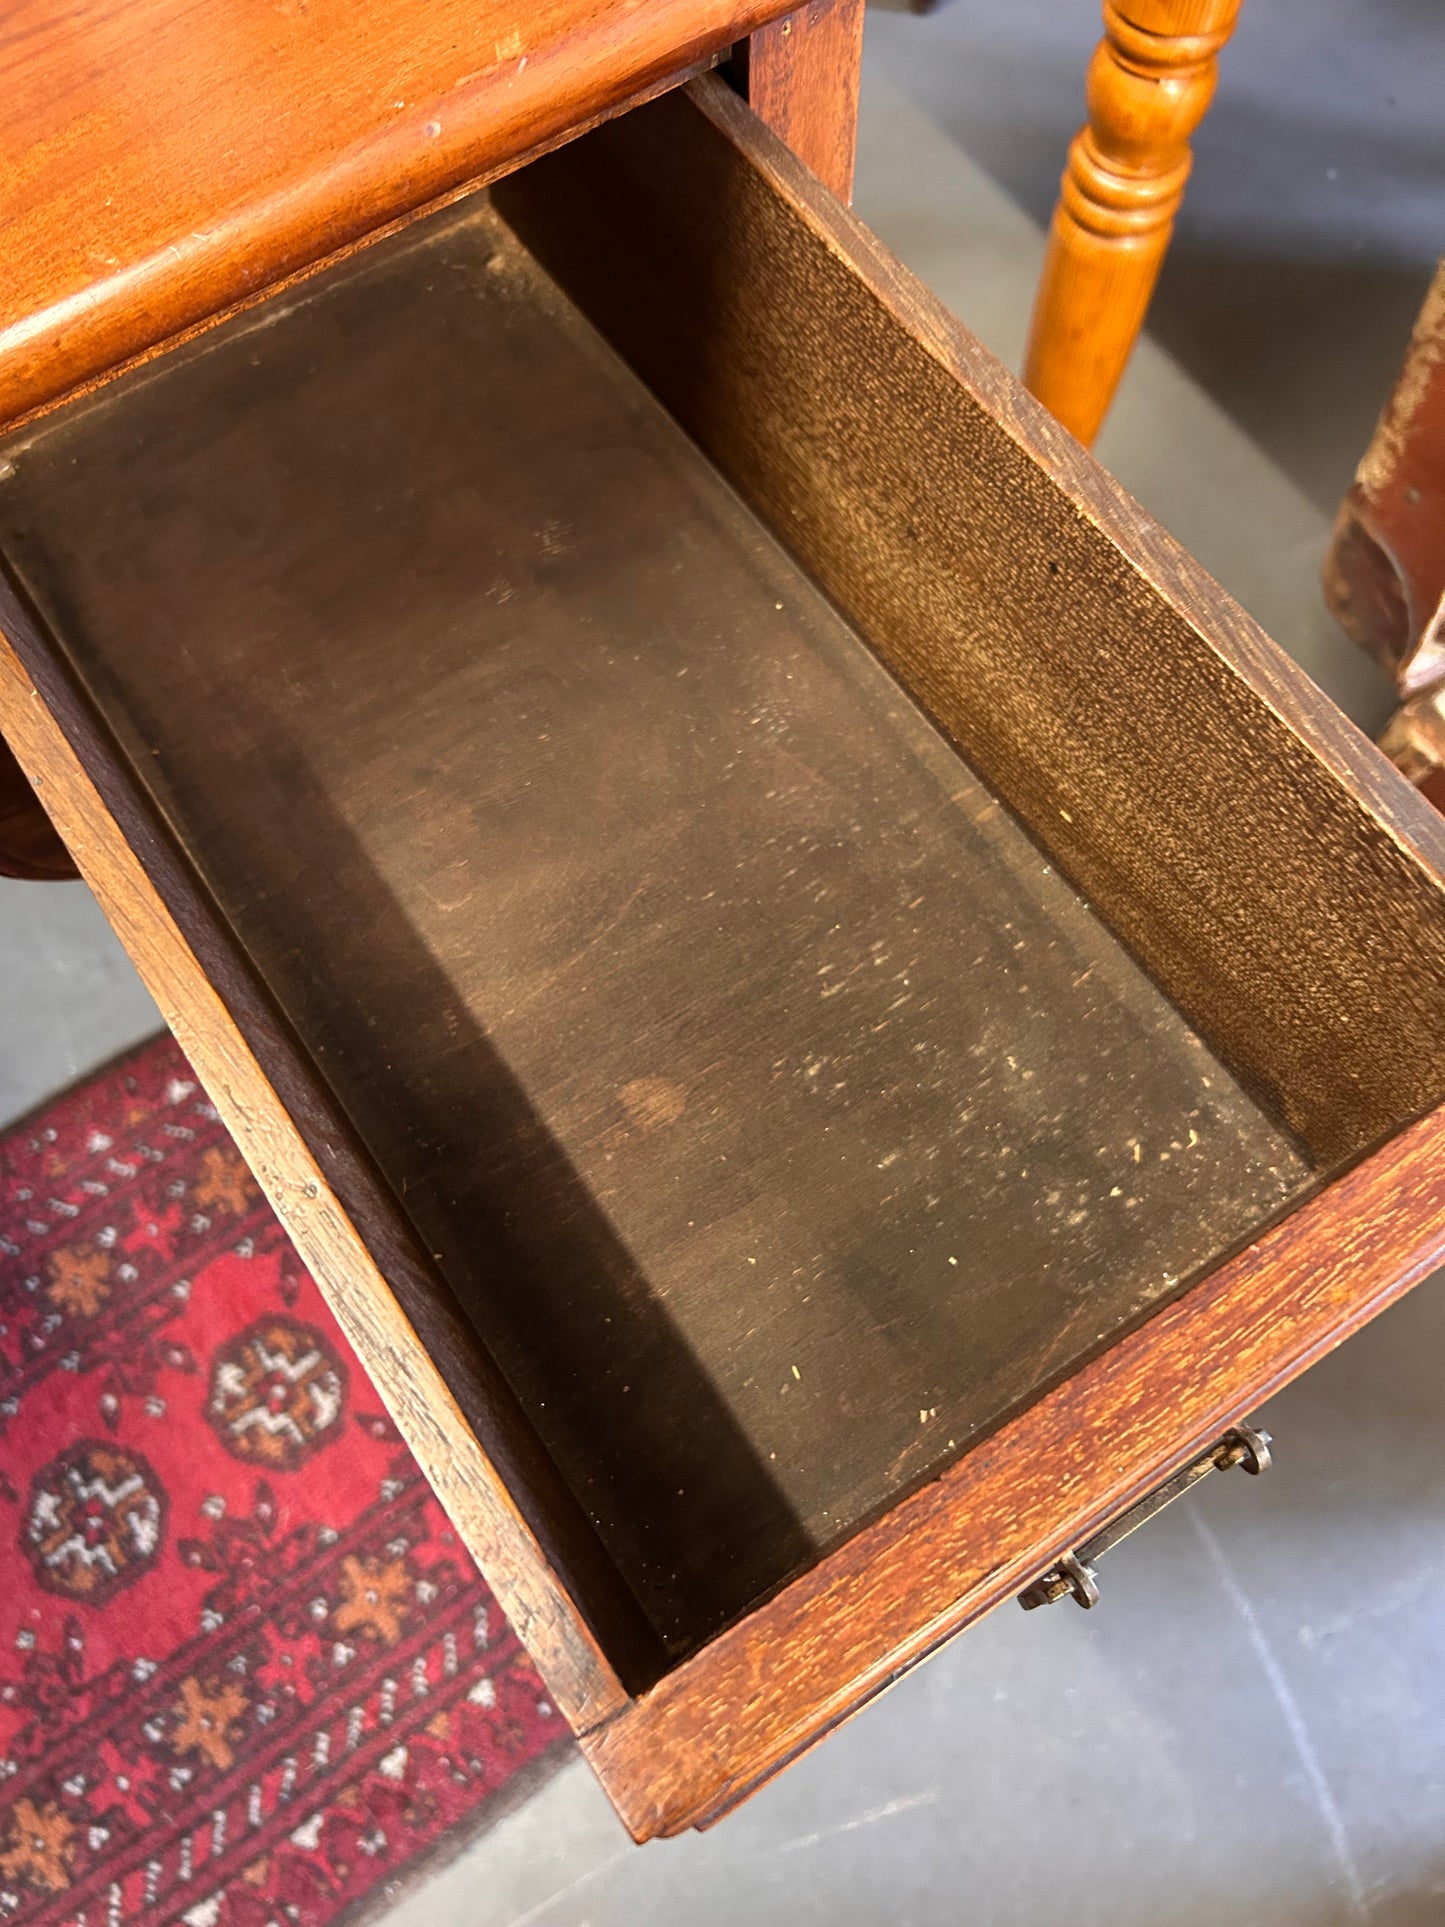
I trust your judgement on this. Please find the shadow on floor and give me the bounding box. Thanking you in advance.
[1148,246,1435,518]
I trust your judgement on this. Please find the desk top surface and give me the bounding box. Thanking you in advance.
[0,0,780,429]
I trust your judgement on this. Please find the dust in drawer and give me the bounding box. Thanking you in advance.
[0,194,1312,1656]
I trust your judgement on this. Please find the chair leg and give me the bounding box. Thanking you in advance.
[1023,0,1244,446]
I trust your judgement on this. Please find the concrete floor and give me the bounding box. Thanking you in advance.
[4,1,1444,1918]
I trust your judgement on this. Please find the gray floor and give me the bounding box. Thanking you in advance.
[0,879,161,1124]
[4,2,1444,1918]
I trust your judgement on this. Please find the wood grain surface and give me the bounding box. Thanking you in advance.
[0,620,655,1723]
[500,76,1445,1172]
[0,0,797,430]
[583,1097,1445,1836]
[0,195,1311,1655]
[733,0,864,200]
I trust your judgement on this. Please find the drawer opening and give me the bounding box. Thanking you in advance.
[3,80,1445,1681]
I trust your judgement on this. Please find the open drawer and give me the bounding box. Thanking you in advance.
[4,74,1445,1839]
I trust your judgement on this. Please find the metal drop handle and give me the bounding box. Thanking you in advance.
[1018,1421,1272,1611]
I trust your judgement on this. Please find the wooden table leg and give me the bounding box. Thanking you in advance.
[1023,0,1245,446]
[735,0,866,203]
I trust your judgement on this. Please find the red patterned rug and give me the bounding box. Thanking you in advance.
[0,1033,570,1927]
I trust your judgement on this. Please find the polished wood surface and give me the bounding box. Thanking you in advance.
[734,0,865,200]
[6,75,1445,1836]
[0,0,797,431]
[1325,260,1445,698]
[1022,0,1245,445]
[0,191,1310,1656]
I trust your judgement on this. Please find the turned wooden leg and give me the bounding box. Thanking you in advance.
[735,0,866,203]
[1023,0,1245,446]
[0,732,77,880]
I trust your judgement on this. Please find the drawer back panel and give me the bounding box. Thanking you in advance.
[495,78,1445,1173]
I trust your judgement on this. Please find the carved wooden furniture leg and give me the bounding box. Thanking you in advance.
[1324,260,1445,808]
[1023,0,1245,446]
[0,731,77,879]
[1324,260,1445,696]
[736,0,866,201]
[1379,687,1445,815]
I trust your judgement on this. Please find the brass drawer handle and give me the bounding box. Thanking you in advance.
[1018,1422,1272,1611]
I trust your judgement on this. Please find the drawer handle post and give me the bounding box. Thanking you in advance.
[1018,1421,1271,1611]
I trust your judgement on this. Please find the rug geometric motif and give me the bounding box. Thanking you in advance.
[0,1034,568,1927]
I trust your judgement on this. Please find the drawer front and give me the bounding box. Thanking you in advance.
[3,74,1445,1838]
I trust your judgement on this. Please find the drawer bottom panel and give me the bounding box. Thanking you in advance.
[0,191,1312,1661]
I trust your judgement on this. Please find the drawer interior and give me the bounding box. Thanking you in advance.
[3,81,1443,1673]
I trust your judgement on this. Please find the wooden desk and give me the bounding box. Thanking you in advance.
[4,2,1445,1843]
[0,0,865,431]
